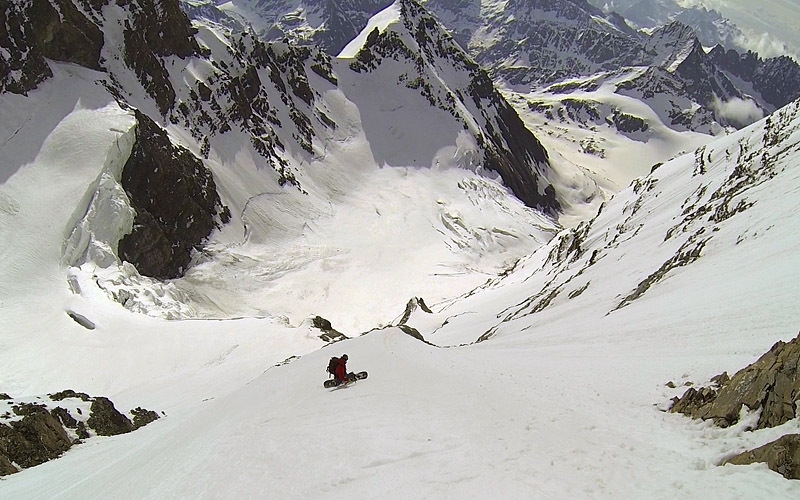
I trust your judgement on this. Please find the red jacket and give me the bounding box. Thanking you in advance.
[334,358,348,382]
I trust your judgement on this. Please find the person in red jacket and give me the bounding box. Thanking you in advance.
[334,354,351,385]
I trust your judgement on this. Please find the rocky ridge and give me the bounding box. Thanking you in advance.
[466,92,800,340]
[709,46,800,112]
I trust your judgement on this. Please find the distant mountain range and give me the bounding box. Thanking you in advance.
[194,0,800,133]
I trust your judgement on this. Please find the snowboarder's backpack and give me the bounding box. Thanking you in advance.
[327,357,339,378]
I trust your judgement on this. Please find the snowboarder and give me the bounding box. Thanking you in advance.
[324,355,367,388]
[334,354,350,385]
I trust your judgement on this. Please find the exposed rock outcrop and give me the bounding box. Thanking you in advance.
[725,434,800,480]
[670,333,800,480]
[670,333,800,429]
[121,0,202,115]
[86,397,135,436]
[311,316,347,343]
[118,110,231,280]
[0,0,103,94]
[0,391,160,476]
[131,407,161,430]
[0,452,16,475]
[1,0,199,106]
[0,403,72,472]
[397,297,433,325]
[29,0,105,70]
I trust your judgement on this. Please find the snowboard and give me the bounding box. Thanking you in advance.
[324,371,368,388]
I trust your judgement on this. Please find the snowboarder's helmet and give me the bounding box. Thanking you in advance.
[341,354,348,361]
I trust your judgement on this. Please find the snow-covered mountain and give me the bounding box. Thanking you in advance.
[220,0,800,136]
[3,60,800,500]
[438,0,799,127]
[592,0,745,49]
[591,0,800,61]
[340,0,559,210]
[2,0,800,497]
[0,0,564,328]
[202,0,396,54]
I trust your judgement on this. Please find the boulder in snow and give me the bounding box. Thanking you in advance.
[725,434,800,480]
[670,332,800,430]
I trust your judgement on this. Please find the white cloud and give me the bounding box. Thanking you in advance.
[713,96,764,127]
[676,0,800,61]
[733,28,798,61]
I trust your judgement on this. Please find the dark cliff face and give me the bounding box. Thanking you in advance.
[0,0,104,94]
[0,0,52,94]
[403,0,557,212]
[120,0,202,115]
[672,38,739,106]
[119,111,230,280]
[28,0,105,69]
[1,0,200,111]
[466,69,555,210]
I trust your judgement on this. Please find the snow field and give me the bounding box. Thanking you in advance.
[5,322,799,499]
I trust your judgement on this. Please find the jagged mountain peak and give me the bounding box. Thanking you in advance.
[200,0,800,134]
[344,0,478,73]
[709,45,800,113]
[645,20,706,71]
[649,19,698,44]
[341,0,558,212]
[213,0,395,54]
